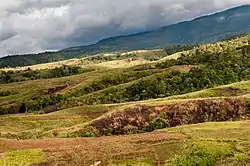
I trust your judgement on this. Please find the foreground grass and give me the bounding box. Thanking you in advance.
[110,121,250,165]
[0,149,46,166]
[0,105,113,139]
[0,121,249,165]
[164,121,250,165]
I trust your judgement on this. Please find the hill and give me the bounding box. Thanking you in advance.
[0,34,250,165]
[0,5,250,68]
[90,5,250,50]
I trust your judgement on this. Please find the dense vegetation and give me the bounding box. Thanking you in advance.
[0,34,249,116]
[75,48,250,105]
[0,65,93,84]
[69,69,161,97]
[164,44,199,55]
[1,41,249,115]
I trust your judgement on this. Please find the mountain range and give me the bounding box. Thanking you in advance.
[0,4,250,68]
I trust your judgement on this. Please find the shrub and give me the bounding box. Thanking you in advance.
[0,107,8,115]
[68,127,98,138]
[145,118,169,132]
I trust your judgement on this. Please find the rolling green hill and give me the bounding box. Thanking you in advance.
[1,5,250,68]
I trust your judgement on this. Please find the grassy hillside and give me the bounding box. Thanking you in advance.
[1,5,250,68]
[1,121,250,165]
[0,34,250,165]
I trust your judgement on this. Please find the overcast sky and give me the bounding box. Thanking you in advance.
[0,0,249,57]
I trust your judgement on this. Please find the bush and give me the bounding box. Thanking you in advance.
[0,107,8,115]
[68,127,98,138]
[145,118,169,132]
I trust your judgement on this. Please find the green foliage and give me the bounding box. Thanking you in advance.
[174,143,233,166]
[83,131,96,137]
[78,45,250,105]
[68,127,97,138]
[164,44,199,55]
[0,107,9,115]
[20,94,66,114]
[70,69,158,97]
[0,149,46,166]
[145,118,169,132]
[0,65,93,84]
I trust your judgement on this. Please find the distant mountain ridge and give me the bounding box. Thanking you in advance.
[1,5,250,68]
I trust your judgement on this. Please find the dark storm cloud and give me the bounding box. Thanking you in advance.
[0,0,249,56]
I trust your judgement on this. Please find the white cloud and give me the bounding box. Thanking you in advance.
[0,0,249,56]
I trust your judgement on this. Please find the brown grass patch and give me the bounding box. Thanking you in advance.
[0,132,182,165]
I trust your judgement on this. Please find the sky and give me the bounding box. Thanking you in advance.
[0,0,249,57]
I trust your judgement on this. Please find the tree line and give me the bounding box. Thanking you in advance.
[0,65,93,84]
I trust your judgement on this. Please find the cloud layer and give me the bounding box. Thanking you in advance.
[0,0,249,56]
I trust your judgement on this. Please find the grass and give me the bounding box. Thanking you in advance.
[110,121,250,165]
[1,79,248,140]
[165,121,250,141]
[108,158,154,166]
[0,121,249,165]
[0,115,87,139]
[0,105,114,139]
[0,35,249,165]
[172,141,233,166]
[90,58,150,69]
[165,121,250,165]
[0,49,163,71]
[0,149,46,166]
[0,70,103,107]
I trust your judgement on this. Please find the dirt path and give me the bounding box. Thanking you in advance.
[0,132,183,165]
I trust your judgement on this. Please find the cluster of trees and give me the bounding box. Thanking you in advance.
[70,70,159,97]
[156,45,250,69]
[0,94,66,115]
[25,94,65,113]
[0,94,65,115]
[79,50,249,105]
[164,44,199,55]
[0,65,92,84]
